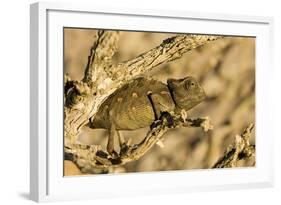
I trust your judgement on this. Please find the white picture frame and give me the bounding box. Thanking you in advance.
[30,2,274,202]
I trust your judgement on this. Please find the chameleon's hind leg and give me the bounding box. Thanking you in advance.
[117,131,125,146]
[107,124,118,157]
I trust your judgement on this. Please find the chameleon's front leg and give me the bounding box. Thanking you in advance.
[148,92,175,129]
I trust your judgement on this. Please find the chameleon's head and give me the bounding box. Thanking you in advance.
[167,76,206,111]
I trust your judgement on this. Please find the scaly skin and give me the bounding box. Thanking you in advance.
[88,76,206,155]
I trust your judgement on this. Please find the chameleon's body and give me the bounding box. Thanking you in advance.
[90,78,173,130]
[88,76,206,155]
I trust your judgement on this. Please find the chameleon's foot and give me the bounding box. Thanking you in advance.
[150,120,162,130]
[107,146,119,158]
[110,150,119,158]
[160,111,174,128]
[120,143,129,156]
[150,112,174,130]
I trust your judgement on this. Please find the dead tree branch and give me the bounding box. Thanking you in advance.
[64,31,221,172]
[65,114,213,173]
[83,31,120,84]
[213,123,255,168]
[110,35,222,80]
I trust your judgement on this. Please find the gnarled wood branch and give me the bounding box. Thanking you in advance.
[65,114,213,173]
[110,35,222,80]
[83,31,120,84]
[213,123,255,168]
[64,31,221,172]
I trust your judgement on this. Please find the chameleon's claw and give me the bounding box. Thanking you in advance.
[107,149,119,158]
[160,111,174,128]
[150,112,174,129]
[107,142,119,158]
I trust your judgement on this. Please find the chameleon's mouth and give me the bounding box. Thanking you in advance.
[167,78,177,90]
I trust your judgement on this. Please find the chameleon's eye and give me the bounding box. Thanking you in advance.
[185,80,196,90]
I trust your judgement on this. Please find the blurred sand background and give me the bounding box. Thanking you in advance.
[64,28,255,175]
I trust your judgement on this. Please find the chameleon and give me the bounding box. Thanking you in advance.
[87,76,206,156]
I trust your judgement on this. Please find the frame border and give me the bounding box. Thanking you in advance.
[30,2,274,202]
